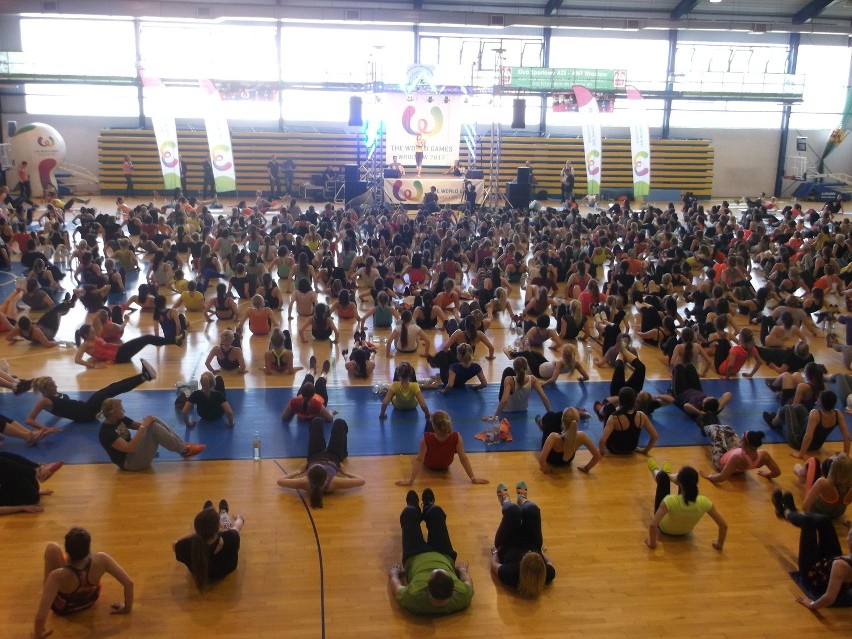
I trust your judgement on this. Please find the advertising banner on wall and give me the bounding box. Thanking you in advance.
[383,177,483,206]
[199,79,237,193]
[140,70,181,191]
[573,85,602,196]
[385,94,461,169]
[503,67,626,92]
[627,86,651,197]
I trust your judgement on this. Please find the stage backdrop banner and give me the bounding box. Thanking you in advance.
[140,70,181,191]
[385,94,461,168]
[573,85,602,196]
[199,79,237,193]
[627,86,651,197]
[384,178,482,205]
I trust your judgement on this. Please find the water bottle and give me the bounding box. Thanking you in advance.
[252,431,262,461]
[0,359,8,373]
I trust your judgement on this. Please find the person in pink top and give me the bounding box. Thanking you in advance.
[699,428,781,484]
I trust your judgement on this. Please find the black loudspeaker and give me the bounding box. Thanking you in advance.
[511,99,526,129]
[516,166,531,184]
[506,182,529,209]
[7,121,17,137]
[344,164,360,182]
[384,169,401,178]
[345,180,368,203]
[348,96,363,126]
[466,169,484,179]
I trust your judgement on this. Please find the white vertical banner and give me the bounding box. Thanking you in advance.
[384,94,461,168]
[140,70,181,190]
[627,86,651,197]
[199,79,237,193]
[572,85,602,196]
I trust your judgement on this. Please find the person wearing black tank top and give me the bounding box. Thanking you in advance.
[598,387,659,457]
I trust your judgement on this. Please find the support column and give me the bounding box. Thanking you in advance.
[277,22,285,133]
[661,29,677,139]
[774,33,800,197]
[134,18,144,128]
[539,27,551,135]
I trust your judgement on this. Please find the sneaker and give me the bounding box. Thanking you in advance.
[764,379,776,390]
[203,500,214,510]
[181,443,206,459]
[771,489,785,519]
[661,461,672,474]
[496,483,509,504]
[782,491,798,513]
[140,358,157,382]
[322,359,330,375]
[309,355,317,372]
[762,411,776,428]
[647,457,660,474]
[405,490,419,508]
[218,499,229,514]
[421,487,435,508]
[13,378,32,395]
[175,331,187,347]
[516,480,528,504]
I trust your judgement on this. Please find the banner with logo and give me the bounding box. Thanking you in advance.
[199,79,237,193]
[504,67,626,92]
[384,178,483,206]
[140,70,180,190]
[385,94,461,168]
[626,86,651,197]
[573,85,602,196]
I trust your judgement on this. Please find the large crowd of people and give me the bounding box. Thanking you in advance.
[2,183,852,629]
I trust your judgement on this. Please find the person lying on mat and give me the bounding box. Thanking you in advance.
[396,411,488,486]
[771,491,852,611]
[26,362,156,431]
[699,427,781,484]
[276,418,365,507]
[668,362,731,423]
[98,399,206,471]
[34,527,134,639]
[644,461,727,551]
[598,386,659,457]
[380,362,431,421]
[174,500,245,592]
[491,481,555,597]
[388,487,473,615]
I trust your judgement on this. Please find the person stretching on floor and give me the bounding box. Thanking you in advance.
[281,357,336,422]
[491,481,555,597]
[699,427,781,484]
[598,386,659,457]
[205,329,247,375]
[537,407,602,474]
[485,356,552,421]
[0,452,63,515]
[182,372,235,428]
[395,410,488,486]
[644,460,727,551]
[771,491,852,611]
[276,418,365,507]
[98,398,206,471]
[388,487,474,615]
[173,500,245,592]
[74,324,185,369]
[33,527,134,639]
[26,362,157,432]
[790,453,852,524]
[380,362,431,421]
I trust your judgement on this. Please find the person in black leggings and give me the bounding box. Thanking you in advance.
[671,363,732,422]
[594,342,648,421]
[7,293,76,347]
[0,452,63,514]
[25,361,156,431]
[774,491,852,610]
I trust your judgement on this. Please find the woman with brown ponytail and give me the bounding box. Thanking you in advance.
[173,501,244,591]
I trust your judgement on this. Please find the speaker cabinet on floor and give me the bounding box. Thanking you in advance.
[506,182,530,209]
[344,164,360,183]
[344,180,368,203]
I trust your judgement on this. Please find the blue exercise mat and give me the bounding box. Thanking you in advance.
[1,378,845,464]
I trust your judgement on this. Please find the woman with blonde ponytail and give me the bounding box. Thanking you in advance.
[537,407,602,474]
[395,411,488,486]
[486,357,551,421]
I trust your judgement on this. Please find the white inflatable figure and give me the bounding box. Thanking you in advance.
[8,122,66,198]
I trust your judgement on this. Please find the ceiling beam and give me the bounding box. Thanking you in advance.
[544,0,564,16]
[670,0,701,21]
[792,0,835,25]
[414,0,423,10]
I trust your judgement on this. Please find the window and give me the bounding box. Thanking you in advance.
[790,44,851,130]
[26,84,139,117]
[668,100,783,129]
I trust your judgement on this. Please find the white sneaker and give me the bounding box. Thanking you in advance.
[140,358,157,381]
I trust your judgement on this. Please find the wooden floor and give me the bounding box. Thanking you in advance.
[2,196,851,638]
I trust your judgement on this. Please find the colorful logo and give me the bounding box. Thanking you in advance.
[633,151,649,177]
[392,179,423,202]
[37,136,55,147]
[212,144,233,171]
[159,140,179,168]
[586,150,601,176]
[402,106,444,137]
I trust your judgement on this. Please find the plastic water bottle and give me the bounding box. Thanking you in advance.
[0,359,8,373]
[252,431,262,461]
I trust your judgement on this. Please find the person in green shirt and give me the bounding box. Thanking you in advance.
[387,488,474,615]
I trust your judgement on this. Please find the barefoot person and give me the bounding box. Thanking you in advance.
[388,488,474,615]
[33,527,134,639]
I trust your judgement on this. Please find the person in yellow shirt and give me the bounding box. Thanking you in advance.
[179,281,206,312]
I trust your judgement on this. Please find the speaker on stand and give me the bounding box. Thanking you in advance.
[349,96,363,127]
[511,99,526,129]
